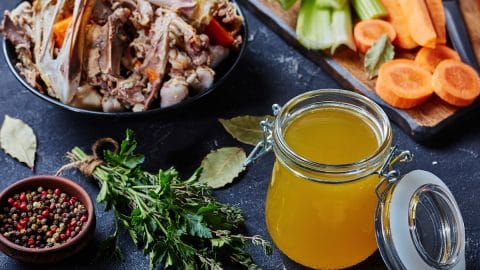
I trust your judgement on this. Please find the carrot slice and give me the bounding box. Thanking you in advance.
[415,45,461,73]
[52,16,73,48]
[398,0,437,48]
[425,0,446,44]
[432,60,480,107]
[380,0,418,49]
[353,19,396,54]
[375,59,433,109]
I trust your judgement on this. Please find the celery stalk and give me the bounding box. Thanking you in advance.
[352,0,388,20]
[277,0,298,9]
[296,0,333,50]
[316,0,347,9]
[331,3,356,54]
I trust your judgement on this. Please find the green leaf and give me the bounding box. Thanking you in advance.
[364,34,395,79]
[219,116,271,146]
[147,190,158,199]
[164,251,174,268]
[210,238,228,248]
[196,203,218,215]
[158,168,178,188]
[0,115,37,168]
[130,208,142,226]
[184,213,212,238]
[120,129,137,155]
[123,155,145,169]
[104,129,144,169]
[199,147,247,189]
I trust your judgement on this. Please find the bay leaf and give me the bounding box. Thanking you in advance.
[0,115,37,168]
[219,115,272,146]
[199,147,246,189]
[364,34,395,79]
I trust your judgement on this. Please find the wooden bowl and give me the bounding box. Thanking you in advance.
[0,176,96,264]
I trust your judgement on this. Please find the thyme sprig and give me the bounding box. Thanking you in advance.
[67,130,271,269]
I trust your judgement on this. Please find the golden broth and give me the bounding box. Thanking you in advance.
[265,107,381,269]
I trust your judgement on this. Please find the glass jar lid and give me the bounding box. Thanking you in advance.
[375,170,466,270]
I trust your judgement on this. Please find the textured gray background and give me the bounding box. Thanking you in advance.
[0,1,479,269]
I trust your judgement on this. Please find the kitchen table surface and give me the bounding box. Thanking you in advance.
[1,1,480,269]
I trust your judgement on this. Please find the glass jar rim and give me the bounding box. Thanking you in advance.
[272,89,393,182]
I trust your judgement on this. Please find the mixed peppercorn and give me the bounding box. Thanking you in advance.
[0,186,88,248]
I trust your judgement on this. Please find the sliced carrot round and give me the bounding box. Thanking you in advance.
[375,59,433,109]
[432,60,480,107]
[354,19,396,54]
[415,45,461,73]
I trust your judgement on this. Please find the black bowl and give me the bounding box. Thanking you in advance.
[3,1,247,117]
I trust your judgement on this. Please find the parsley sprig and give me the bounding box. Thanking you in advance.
[68,130,271,269]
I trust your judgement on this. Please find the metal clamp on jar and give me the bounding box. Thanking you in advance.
[246,89,465,270]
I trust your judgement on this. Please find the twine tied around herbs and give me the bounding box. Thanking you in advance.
[55,138,119,177]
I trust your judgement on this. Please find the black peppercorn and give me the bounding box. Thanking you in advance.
[0,186,88,249]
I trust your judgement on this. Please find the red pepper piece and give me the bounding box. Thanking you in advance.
[205,18,234,47]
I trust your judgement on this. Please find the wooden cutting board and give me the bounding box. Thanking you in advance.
[240,0,480,140]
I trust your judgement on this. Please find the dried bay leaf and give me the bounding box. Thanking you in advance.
[364,34,395,79]
[219,115,272,146]
[199,147,246,189]
[0,115,37,168]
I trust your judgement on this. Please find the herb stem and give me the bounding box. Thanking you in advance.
[66,131,270,270]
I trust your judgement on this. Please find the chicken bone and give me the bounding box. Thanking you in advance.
[85,7,131,87]
[1,2,40,90]
[147,0,218,28]
[33,0,96,104]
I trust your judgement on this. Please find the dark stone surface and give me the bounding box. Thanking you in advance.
[1,1,480,269]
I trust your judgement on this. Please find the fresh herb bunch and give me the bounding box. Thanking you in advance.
[67,130,271,270]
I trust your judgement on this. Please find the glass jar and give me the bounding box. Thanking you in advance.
[247,89,466,269]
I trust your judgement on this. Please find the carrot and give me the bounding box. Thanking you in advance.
[144,67,158,83]
[432,60,480,107]
[415,45,460,73]
[380,0,418,49]
[52,16,73,48]
[205,18,234,47]
[398,0,437,48]
[425,0,446,44]
[375,59,433,109]
[353,19,396,54]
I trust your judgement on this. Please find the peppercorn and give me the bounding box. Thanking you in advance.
[32,201,41,209]
[0,186,88,248]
